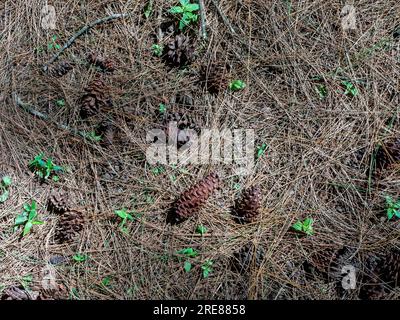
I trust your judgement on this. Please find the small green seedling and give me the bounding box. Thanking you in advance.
[229,80,246,91]
[385,196,400,220]
[73,254,89,262]
[201,259,213,278]
[292,217,314,236]
[196,225,207,235]
[183,260,192,272]
[85,130,103,142]
[256,143,267,159]
[48,35,61,51]
[114,209,134,234]
[159,103,167,114]
[315,84,328,99]
[177,248,198,273]
[144,1,153,18]
[14,200,44,237]
[233,183,241,190]
[341,81,358,97]
[169,0,200,31]
[151,44,164,57]
[0,176,11,203]
[101,276,112,287]
[29,153,63,181]
[152,166,165,176]
[56,99,65,107]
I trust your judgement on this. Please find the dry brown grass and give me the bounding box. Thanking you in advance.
[0,0,399,300]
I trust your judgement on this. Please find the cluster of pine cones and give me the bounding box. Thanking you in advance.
[172,172,262,224]
[48,190,85,243]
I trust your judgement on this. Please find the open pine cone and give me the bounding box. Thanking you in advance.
[173,172,220,222]
[162,111,200,149]
[360,249,400,300]
[88,52,116,72]
[80,78,113,119]
[375,138,400,171]
[165,34,195,67]
[233,186,262,223]
[48,61,73,77]
[48,190,70,214]
[55,209,85,244]
[201,62,229,94]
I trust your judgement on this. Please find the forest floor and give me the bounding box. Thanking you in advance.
[0,0,399,300]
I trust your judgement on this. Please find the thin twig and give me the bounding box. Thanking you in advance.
[13,93,88,140]
[42,13,130,72]
[198,0,207,40]
[210,0,236,35]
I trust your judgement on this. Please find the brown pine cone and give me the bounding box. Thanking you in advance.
[201,62,229,94]
[55,209,85,243]
[87,52,116,72]
[163,112,199,149]
[165,34,195,67]
[231,242,265,274]
[48,190,70,214]
[48,61,73,77]
[233,186,262,223]
[360,249,400,300]
[375,137,400,171]
[80,78,113,119]
[173,172,220,222]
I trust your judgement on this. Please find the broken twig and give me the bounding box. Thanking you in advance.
[42,13,130,72]
[198,0,207,40]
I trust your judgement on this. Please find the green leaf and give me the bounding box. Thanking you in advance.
[151,44,163,57]
[179,17,190,30]
[32,220,44,225]
[183,260,192,272]
[0,190,9,203]
[315,84,328,99]
[229,80,246,91]
[170,6,184,14]
[177,248,198,258]
[23,220,33,236]
[387,208,395,220]
[56,99,65,107]
[292,221,303,232]
[180,0,189,6]
[102,276,112,287]
[196,225,207,235]
[184,12,198,22]
[52,175,59,182]
[159,103,167,113]
[256,143,267,159]
[1,176,11,187]
[115,209,128,219]
[73,254,88,262]
[14,212,28,227]
[144,1,153,18]
[185,3,200,12]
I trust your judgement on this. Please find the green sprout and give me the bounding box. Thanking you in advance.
[341,80,358,97]
[292,217,314,236]
[315,84,328,99]
[229,80,246,91]
[114,209,139,234]
[256,143,267,159]
[196,225,207,235]
[169,0,200,31]
[72,254,89,263]
[47,35,61,51]
[201,259,213,278]
[385,196,400,220]
[151,44,164,57]
[0,176,12,203]
[144,1,153,18]
[29,153,63,181]
[14,200,44,237]
[177,248,198,273]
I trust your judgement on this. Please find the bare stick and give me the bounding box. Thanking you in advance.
[210,0,236,35]
[13,93,89,140]
[42,13,130,72]
[198,0,207,39]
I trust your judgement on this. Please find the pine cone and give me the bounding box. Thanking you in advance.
[88,53,116,72]
[48,190,70,214]
[231,242,265,274]
[173,172,220,221]
[48,61,73,77]
[375,138,400,170]
[55,209,85,243]
[163,112,199,149]
[233,186,262,223]
[165,34,195,67]
[80,78,113,119]
[360,249,400,300]
[201,62,229,94]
